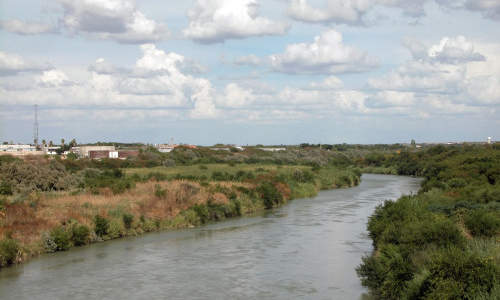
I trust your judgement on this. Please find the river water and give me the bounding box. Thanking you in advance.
[0,174,421,300]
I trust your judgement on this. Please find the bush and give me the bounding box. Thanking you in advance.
[71,224,90,246]
[122,213,134,229]
[49,226,71,251]
[0,181,12,195]
[108,219,125,239]
[257,182,283,209]
[464,209,500,237]
[94,215,109,237]
[420,247,499,299]
[0,238,19,267]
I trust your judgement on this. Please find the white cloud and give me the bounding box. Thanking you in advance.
[0,19,56,35]
[270,29,378,74]
[369,37,500,108]
[463,0,500,21]
[288,0,375,25]
[57,0,169,43]
[0,45,218,119]
[183,0,289,43]
[0,51,50,76]
[427,36,485,64]
[37,69,73,87]
[307,76,344,90]
[288,0,429,25]
[217,83,256,107]
[368,60,465,93]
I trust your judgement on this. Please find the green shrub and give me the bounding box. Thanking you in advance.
[257,182,283,209]
[420,247,499,299]
[0,238,19,267]
[94,215,109,237]
[0,181,12,195]
[71,224,90,246]
[122,213,134,229]
[49,226,71,251]
[464,209,500,237]
[108,219,125,239]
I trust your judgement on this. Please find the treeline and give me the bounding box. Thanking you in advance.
[357,144,500,299]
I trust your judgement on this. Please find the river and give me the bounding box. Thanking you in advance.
[0,174,421,300]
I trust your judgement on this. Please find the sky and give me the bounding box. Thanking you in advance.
[0,0,499,145]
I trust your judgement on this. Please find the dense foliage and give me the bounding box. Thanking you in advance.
[357,145,500,299]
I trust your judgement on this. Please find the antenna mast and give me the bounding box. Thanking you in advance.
[33,104,39,148]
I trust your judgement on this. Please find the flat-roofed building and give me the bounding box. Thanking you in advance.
[72,146,115,158]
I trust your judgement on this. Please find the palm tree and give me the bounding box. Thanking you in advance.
[61,138,65,146]
[42,139,46,146]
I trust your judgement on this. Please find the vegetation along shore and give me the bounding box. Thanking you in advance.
[0,146,361,268]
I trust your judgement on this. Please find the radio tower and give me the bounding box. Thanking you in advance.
[33,104,39,148]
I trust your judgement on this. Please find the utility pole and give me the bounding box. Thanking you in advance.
[33,104,39,149]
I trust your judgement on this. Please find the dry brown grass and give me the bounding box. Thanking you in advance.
[0,179,252,248]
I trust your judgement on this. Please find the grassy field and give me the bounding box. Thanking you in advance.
[124,163,311,178]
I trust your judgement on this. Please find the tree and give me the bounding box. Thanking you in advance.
[42,139,46,146]
[411,139,416,147]
[61,138,65,146]
[49,140,53,147]
[69,139,77,148]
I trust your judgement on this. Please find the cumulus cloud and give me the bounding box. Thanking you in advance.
[0,19,57,35]
[288,0,375,25]
[217,83,256,107]
[368,60,465,93]
[37,69,73,87]
[307,76,344,90]
[1,45,218,119]
[0,51,50,76]
[88,58,123,74]
[57,0,169,43]
[183,0,289,43]
[369,37,500,108]
[288,0,428,25]
[464,0,500,21]
[270,29,378,74]
[428,36,485,64]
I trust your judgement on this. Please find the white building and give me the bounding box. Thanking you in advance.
[258,147,286,152]
[71,146,116,158]
[0,144,37,152]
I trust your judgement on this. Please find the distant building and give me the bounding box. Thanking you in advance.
[0,144,37,152]
[0,144,44,156]
[118,150,139,158]
[157,144,177,153]
[87,149,139,160]
[72,146,115,158]
[43,146,60,155]
[488,137,492,144]
[258,147,286,152]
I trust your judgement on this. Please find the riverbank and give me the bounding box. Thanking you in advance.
[357,145,500,299]
[0,164,360,268]
[0,174,420,299]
